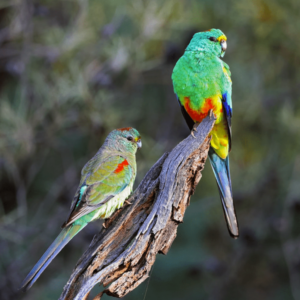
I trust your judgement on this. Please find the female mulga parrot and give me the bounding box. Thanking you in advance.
[172,29,239,238]
[21,128,142,291]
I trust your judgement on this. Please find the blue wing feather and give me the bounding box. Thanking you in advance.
[222,92,232,151]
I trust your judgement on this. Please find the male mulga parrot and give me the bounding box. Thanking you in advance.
[21,128,142,291]
[172,29,239,238]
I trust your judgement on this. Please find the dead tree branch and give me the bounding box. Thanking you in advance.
[59,115,215,300]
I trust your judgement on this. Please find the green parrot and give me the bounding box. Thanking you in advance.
[21,127,142,290]
[172,29,239,237]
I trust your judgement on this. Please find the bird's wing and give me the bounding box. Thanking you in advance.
[63,156,133,226]
[68,156,98,212]
[176,95,194,131]
[222,63,232,151]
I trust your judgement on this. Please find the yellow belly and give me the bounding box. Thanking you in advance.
[91,182,133,220]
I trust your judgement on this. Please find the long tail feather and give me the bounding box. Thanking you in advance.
[21,223,86,291]
[208,148,239,238]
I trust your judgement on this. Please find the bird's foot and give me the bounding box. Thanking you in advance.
[102,222,107,229]
[209,109,216,120]
[125,200,132,205]
[191,122,201,138]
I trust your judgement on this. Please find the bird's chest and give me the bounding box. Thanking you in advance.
[91,180,134,220]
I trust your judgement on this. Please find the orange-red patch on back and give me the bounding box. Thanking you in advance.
[114,159,129,173]
[184,97,214,123]
[117,127,132,132]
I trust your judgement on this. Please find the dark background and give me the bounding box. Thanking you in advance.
[1,0,300,299]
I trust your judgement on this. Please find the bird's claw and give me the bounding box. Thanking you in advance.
[191,122,200,139]
[125,200,132,205]
[102,222,107,229]
[209,109,216,120]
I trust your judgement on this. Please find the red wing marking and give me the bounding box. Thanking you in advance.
[117,127,132,132]
[114,159,129,173]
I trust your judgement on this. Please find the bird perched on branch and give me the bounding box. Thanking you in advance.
[172,29,239,238]
[21,127,142,291]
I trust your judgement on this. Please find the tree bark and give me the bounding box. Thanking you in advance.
[59,115,215,300]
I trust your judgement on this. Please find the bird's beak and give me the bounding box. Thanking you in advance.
[137,139,142,149]
[221,40,227,52]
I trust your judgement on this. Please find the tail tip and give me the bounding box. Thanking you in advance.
[232,233,239,239]
[229,227,239,239]
[19,281,30,292]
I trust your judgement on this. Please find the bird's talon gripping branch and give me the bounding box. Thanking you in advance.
[193,122,201,131]
[125,200,132,205]
[191,122,200,138]
[209,109,215,119]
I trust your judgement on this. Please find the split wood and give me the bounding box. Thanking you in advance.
[59,115,215,300]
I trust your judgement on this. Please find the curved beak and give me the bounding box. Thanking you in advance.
[221,40,227,52]
[137,139,142,149]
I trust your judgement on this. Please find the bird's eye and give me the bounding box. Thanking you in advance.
[209,37,217,42]
[127,136,133,141]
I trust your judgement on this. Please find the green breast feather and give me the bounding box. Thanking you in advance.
[172,51,231,111]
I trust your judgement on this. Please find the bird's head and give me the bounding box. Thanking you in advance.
[186,28,227,58]
[107,127,142,154]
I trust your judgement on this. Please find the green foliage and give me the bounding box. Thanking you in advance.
[1,0,300,299]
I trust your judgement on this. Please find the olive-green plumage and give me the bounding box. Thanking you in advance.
[21,127,142,291]
[172,29,239,238]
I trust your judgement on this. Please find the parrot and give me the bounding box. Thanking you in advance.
[171,29,239,238]
[21,127,142,291]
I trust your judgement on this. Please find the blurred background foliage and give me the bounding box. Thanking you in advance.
[1,0,300,299]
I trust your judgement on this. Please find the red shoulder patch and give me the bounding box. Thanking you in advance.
[117,127,132,132]
[114,159,129,173]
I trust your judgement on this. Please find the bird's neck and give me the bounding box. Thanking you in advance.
[185,50,222,61]
[104,145,136,161]
[184,51,223,70]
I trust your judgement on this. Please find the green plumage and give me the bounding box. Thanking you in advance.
[172,50,232,121]
[172,29,239,237]
[172,29,232,156]
[21,127,142,290]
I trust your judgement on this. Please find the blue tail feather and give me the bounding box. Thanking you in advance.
[21,223,86,291]
[208,148,239,237]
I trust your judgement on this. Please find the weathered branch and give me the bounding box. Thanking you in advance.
[59,115,215,300]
